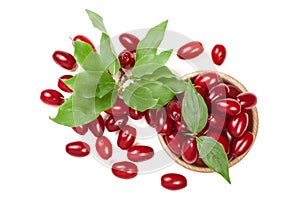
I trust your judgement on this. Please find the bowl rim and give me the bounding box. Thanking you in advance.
[158,71,259,173]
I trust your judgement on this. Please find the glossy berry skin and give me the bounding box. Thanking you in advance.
[195,157,207,167]
[211,44,226,66]
[105,97,129,116]
[194,85,207,97]
[237,92,257,110]
[206,131,230,155]
[119,33,140,52]
[231,131,254,157]
[88,115,105,137]
[166,99,181,121]
[228,112,249,138]
[145,108,167,128]
[95,136,112,160]
[165,131,186,155]
[206,113,227,132]
[156,116,173,136]
[72,125,88,135]
[214,98,241,116]
[127,145,154,162]
[117,125,136,150]
[161,173,187,190]
[177,41,204,60]
[52,51,77,71]
[227,84,242,99]
[208,83,229,102]
[58,75,73,93]
[66,141,90,157]
[194,72,221,91]
[105,115,128,132]
[73,35,96,51]
[129,107,145,120]
[118,50,135,69]
[40,89,64,106]
[112,161,138,179]
[181,137,198,164]
[174,119,190,133]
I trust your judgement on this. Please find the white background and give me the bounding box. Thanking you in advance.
[1,0,299,199]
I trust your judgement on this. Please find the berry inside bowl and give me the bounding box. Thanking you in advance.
[158,71,259,172]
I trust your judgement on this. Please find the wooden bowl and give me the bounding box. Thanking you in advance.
[158,71,259,172]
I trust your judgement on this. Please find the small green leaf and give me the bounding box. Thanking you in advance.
[123,82,159,112]
[196,136,231,184]
[85,9,107,33]
[138,80,174,107]
[132,50,172,78]
[100,33,120,76]
[74,41,93,66]
[64,76,76,90]
[81,52,104,72]
[136,20,168,60]
[141,66,177,80]
[158,77,187,94]
[182,79,208,133]
[50,90,117,127]
[96,71,115,98]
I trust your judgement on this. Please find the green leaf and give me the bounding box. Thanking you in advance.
[50,90,117,127]
[141,66,176,80]
[64,76,76,90]
[74,41,93,66]
[138,80,174,107]
[196,136,231,184]
[81,52,104,72]
[96,71,115,98]
[85,9,107,33]
[123,82,159,112]
[132,50,172,78]
[100,33,120,76]
[136,20,168,60]
[182,79,208,133]
[158,77,187,94]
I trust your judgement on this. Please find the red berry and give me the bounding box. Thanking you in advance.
[145,108,167,128]
[127,145,154,162]
[119,33,140,52]
[181,137,198,164]
[177,41,204,60]
[40,89,64,106]
[52,50,77,71]
[194,72,221,91]
[161,173,187,190]
[105,97,129,116]
[166,99,182,121]
[237,92,257,110]
[88,115,105,137]
[112,161,138,179]
[73,35,96,51]
[195,157,207,167]
[118,50,135,69]
[117,125,136,150]
[105,115,128,132]
[129,107,145,120]
[156,116,173,136]
[165,131,186,155]
[231,131,254,157]
[194,85,207,97]
[206,113,227,133]
[174,118,190,133]
[95,136,112,160]
[208,83,229,102]
[227,84,242,99]
[72,125,88,135]
[66,141,90,157]
[227,112,249,138]
[58,75,73,93]
[211,44,226,66]
[214,98,241,116]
